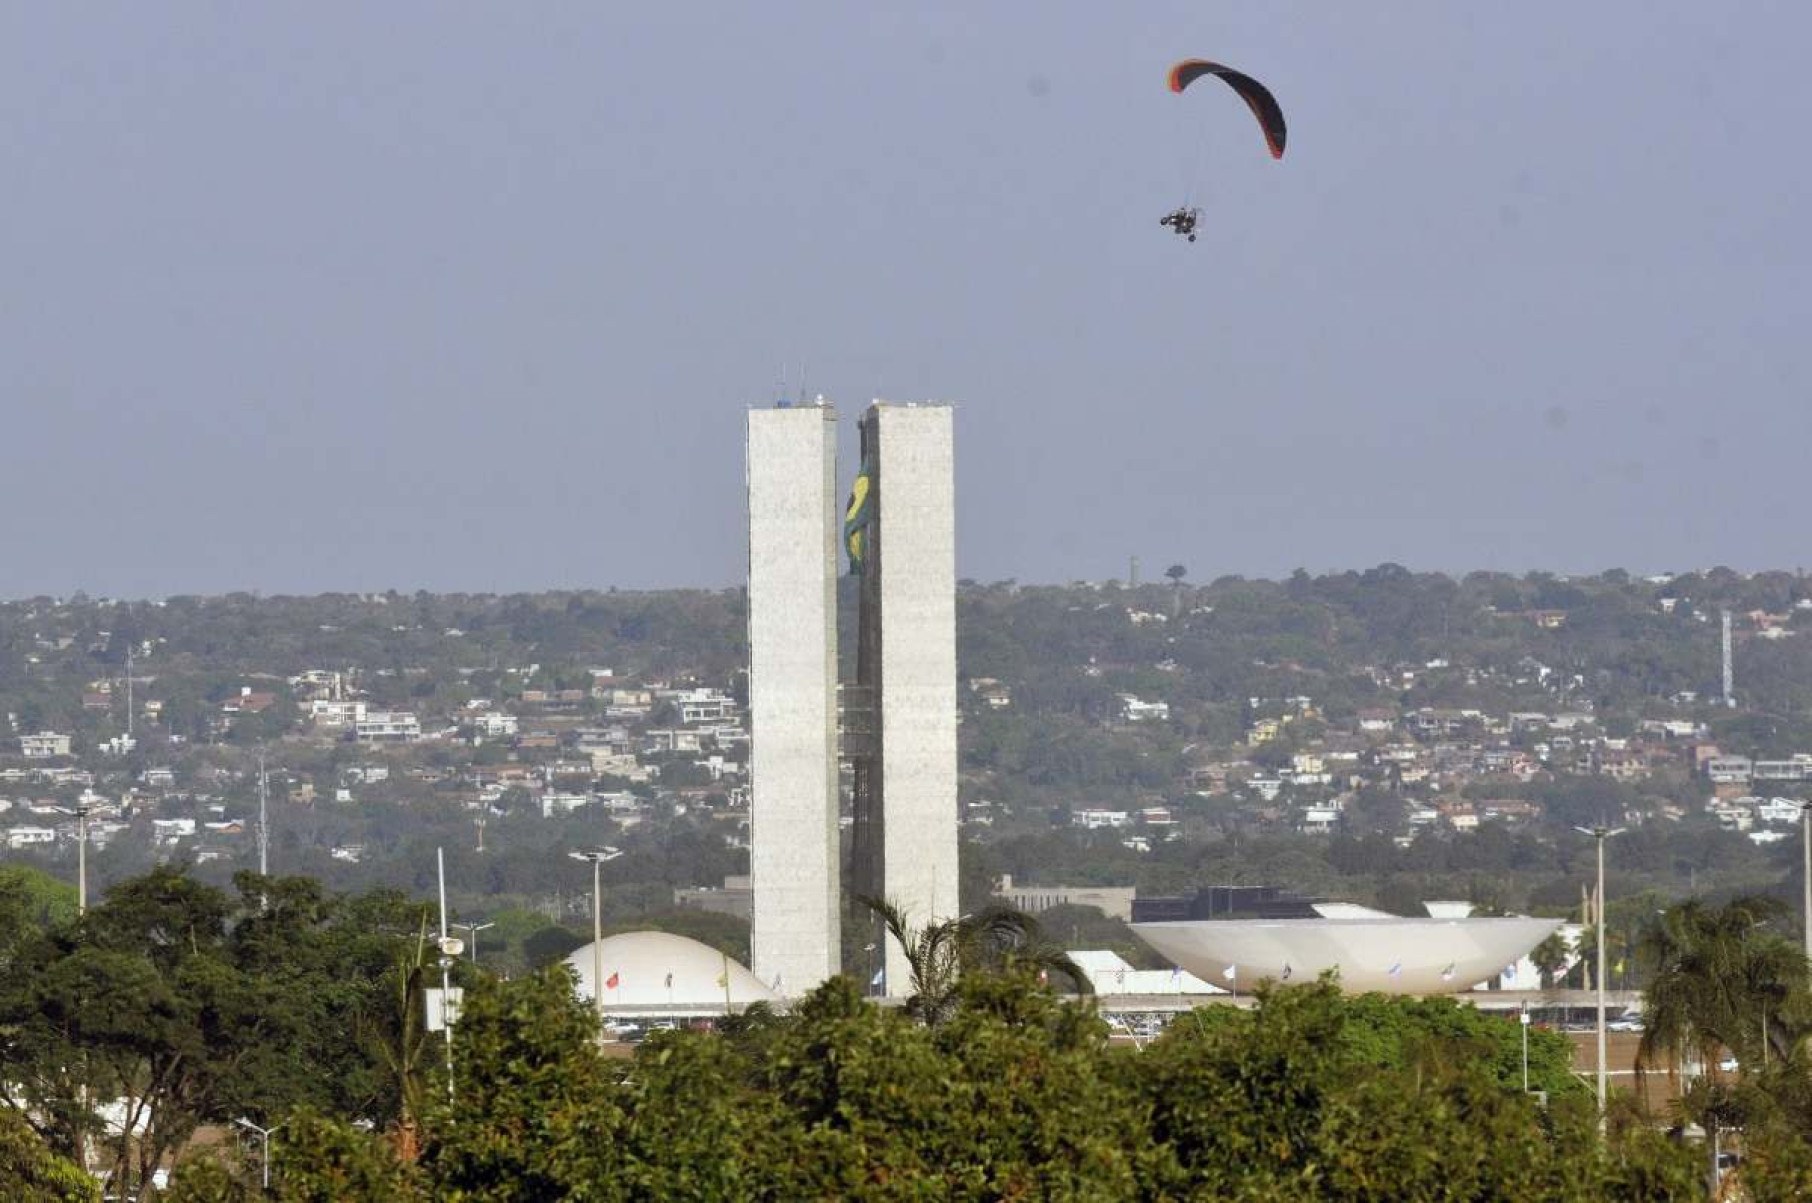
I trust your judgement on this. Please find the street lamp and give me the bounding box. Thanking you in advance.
[235,1117,282,1191]
[1576,823,1626,1125]
[1800,801,1812,962]
[453,921,495,967]
[434,848,462,1105]
[75,801,90,915]
[1520,1002,1530,1093]
[569,848,623,1038]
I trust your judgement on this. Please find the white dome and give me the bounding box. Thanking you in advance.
[564,930,777,1009]
[1133,916,1562,994]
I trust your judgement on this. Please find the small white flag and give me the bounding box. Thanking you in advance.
[1440,963,1456,982]
[870,968,884,987]
[1387,962,1402,978]
[1222,964,1237,981]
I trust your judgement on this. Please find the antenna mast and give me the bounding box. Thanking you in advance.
[1722,609,1735,708]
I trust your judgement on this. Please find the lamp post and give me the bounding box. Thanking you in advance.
[75,801,90,915]
[235,1117,281,1191]
[1520,1002,1530,1093]
[73,802,93,1177]
[1576,823,1626,1126]
[433,847,465,1105]
[453,921,495,967]
[1801,801,1812,961]
[569,848,622,1039]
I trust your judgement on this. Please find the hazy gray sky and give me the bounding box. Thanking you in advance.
[3,3,1806,598]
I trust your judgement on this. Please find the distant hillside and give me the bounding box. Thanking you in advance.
[2,567,1810,971]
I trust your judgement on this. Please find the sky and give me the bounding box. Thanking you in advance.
[3,3,1807,599]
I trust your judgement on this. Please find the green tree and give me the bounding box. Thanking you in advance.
[1637,896,1811,1081]
[925,972,1147,1197]
[271,1108,421,1202]
[613,1029,784,1200]
[359,923,436,1152]
[0,868,424,1195]
[1531,930,1572,990]
[418,967,627,1200]
[1136,978,1698,1199]
[863,898,1086,1027]
[0,1106,96,1202]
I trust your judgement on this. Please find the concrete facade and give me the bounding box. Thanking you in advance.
[862,403,960,993]
[746,405,841,992]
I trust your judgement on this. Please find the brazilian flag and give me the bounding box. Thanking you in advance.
[844,455,875,574]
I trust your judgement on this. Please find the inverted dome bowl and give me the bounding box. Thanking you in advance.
[1132,915,1561,994]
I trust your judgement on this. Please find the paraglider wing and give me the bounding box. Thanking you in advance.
[1167,60,1286,159]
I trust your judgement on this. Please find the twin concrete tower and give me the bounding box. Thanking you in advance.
[745,400,958,997]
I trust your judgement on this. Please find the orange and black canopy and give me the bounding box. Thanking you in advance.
[1168,60,1286,159]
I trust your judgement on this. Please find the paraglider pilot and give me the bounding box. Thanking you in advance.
[1160,206,1199,242]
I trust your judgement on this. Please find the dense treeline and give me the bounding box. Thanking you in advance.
[163,971,1705,1202]
[14,866,1812,1198]
[173,963,1812,1201]
[0,864,442,1197]
[957,566,1812,730]
[9,566,1812,743]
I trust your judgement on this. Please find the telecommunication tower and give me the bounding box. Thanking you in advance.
[1721,609,1735,708]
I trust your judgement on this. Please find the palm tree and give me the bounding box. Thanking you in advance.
[361,916,436,1159]
[1530,931,1571,990]
[859,897,1089,1027]
[1636,896,1810,1083]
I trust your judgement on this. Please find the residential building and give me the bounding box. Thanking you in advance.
[18,732,71,758]
[354,711,421,743]
[221,687,278,715]
[309,699,365,727]
[1119,695,1170,723]
[468,711,518,739]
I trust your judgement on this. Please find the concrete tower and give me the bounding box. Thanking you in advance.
[745,402,841,992]
[849,402,959,994]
